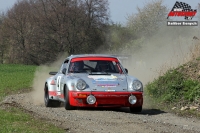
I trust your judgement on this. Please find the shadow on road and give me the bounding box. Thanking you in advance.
[76,107,166,115]
[139,108,166,115]
[114,107,166,115]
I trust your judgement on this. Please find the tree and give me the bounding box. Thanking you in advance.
[126,0,167,38]
[1,0,109,65]
[103,23,134,53]
[2,0,38,64]
[0,13,7,64]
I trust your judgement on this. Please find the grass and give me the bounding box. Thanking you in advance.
[146,68,200,103]
[0,64,65,133]
[145,67,200,117]
[0,64,36,99]
[146,69,184,103]
[0,107,65,133]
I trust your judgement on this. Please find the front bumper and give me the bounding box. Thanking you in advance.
[69,91,143,107]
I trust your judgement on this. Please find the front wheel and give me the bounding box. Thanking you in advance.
[64,86,75,110]
[130,106,142,113]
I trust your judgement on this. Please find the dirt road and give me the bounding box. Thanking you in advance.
[1,93,200,133]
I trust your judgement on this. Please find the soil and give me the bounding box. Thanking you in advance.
[1,93,200,133]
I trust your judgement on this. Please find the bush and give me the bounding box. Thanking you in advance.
[146,69,200,103]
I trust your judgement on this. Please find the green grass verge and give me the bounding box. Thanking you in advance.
[0,64,65,133]
[0,107,65,133]
[0,64,36,99]
[146,69,200,103]
[145,68,200,117]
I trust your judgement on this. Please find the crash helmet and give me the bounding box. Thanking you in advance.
[74,61,84,71]
[97,61,109,71]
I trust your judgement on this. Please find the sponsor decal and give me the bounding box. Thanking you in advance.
[57,92,61,95]
[105,88,116,92]
[92,80,119,87]
[94,94,129,97]
[88,75,117,81]
[117,78,124,81]
[105,90,116,92]
[89,75,119,87]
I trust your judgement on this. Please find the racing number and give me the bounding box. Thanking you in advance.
[56,76,62,95]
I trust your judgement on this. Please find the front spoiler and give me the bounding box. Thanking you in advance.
[69,91,143,107]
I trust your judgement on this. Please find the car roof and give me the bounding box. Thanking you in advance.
[66,54,119,60]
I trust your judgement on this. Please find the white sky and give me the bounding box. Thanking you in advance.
[0,0,199,24]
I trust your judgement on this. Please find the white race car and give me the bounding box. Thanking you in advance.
[44,54,143,112]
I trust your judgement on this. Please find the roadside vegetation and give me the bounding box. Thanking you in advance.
[0,64,36,100]
[145,54,200,118]
[0,64,65,133]
[0,107,65,133]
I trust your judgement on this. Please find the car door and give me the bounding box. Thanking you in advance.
[56,62,66,98]
[55,64,63,97]
[59,59,69,99]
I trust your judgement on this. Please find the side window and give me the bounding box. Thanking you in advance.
[63,59,69,73]
[59,59,69,73]
[68,62,74,72]
[62,63,67,69]
[64,59,69,64]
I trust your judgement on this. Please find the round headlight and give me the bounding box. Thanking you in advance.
[86,95,96,104]
[131,80,142,91]
[128,95,137,104]
[76,79,86,90]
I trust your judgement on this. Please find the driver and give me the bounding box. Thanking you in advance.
[73,61,84,72]
[98,61,109,72]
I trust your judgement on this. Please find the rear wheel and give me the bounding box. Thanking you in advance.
[130,106,142,113]
[64,86,75,110]
[44,83,61,107]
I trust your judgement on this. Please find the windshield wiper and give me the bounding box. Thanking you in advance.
[89,71,111,75]
[101,71,108,74]
[89,73,111,75]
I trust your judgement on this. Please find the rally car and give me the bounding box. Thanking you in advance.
[44,54,143,112]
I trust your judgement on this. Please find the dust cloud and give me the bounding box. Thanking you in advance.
[121,26,199,85]
[29,26,199,106]
[30,53,68,105]
[116,26,199,108]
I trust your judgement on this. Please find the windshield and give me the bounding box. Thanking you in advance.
[68,57,123,74]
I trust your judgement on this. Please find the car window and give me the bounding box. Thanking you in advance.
[62,63,67,69]
[59,60,68,73]
[68,60,123,74]
[84,60,97,69]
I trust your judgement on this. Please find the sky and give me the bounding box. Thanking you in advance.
[0,0,199,24]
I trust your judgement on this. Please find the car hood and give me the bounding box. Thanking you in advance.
[70,74,128,92]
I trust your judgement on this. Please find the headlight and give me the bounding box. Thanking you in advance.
[76,79,86,90]
[128,95,137,104]
[86,95,96,104]
[130,80,142,91]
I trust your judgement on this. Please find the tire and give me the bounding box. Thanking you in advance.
[130,106,142,113]
[44,83,61,107]
[64,86,75,110]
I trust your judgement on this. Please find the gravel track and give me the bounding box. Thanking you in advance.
[1,93,200,133]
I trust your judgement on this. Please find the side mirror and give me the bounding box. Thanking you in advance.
[125,68,128,74]
[62,68,66,74]
[49,72,57,75]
